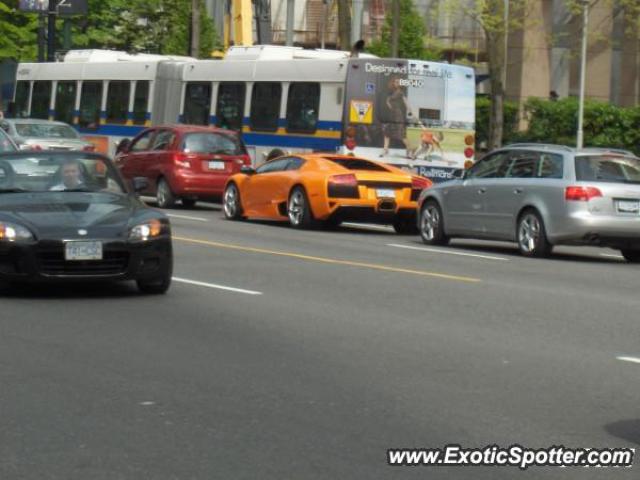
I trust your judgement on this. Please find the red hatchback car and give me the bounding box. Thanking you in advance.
[116,125,251,208]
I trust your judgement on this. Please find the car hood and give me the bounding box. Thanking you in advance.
[0,192,140,238]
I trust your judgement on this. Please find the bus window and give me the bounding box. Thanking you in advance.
[79,81,102,129]
[250,82,281,132]
[286,82,320,134]
[133,80,149,125]
[183,82,211,126]
[31,81,52,119]
[216,82,245,132]
[14,81,30,118]
[55,81,76,124]
[106,81,130,124]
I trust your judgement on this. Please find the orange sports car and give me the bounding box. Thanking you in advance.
[222,154,432,232]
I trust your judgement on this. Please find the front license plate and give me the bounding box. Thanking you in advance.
[616,200,640,214]
[376,189,396,198]
[65,241,103,261]
[208,161,225,170]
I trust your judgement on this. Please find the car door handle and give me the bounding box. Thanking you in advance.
[514,188,523,194]
[477,188,486,194]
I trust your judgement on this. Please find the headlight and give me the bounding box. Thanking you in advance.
[0,221,34,242]
[129,219,163,242]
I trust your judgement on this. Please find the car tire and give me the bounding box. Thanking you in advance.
[419,200,449,245]
[393,218,419,235]
[181,198,197,208]
[156,178,176,209]
[517,210,552,258]
[620,249,640,263]
[223,183,245,220]
[288,186,316,229]
[137,261,173,295]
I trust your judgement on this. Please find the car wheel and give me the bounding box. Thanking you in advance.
[181,198,197,208]
[517,210,552,258]
[393,218,419,235]
[420,200,449,245]
[137,262,172,295]
[288,187,316,229]
[156,178,176,209]
[223,183,245,220]
[620,249,640,263]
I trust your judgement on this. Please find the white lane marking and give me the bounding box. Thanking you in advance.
[139,401,156,406]
[387,243,509,261]
[617,356,640,364]
[342,222,394,232]
[172,276,262,295]
[601,253,624,259]
[166,213,209,222]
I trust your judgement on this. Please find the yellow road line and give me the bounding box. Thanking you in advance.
[174,236,481,284]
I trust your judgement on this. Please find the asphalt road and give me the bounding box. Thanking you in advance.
[2,201,639,479]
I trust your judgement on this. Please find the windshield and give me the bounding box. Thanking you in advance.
[0,153,126,194]
[182,132,245,155]
[15,123,79,140]
[575,155,640,183]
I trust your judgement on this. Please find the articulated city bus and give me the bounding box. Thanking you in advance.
[13,46,475,181]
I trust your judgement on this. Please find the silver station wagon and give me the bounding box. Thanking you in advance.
[417,144,640,262]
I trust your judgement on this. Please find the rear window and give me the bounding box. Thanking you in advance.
[15,123,79,139]
[181,132,245,155]
[325,157,389,172]
[575,155,640,183]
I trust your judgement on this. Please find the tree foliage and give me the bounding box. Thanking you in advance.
[0,0,39,60]
[0,0,221,61]
[366,0,441,60]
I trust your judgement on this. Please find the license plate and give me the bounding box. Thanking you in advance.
[376,189,396,198]
[208,161,225,170]
[65,241,103,261]
[616,200,640,214]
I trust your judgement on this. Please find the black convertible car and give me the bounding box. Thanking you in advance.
[0,151,172,294]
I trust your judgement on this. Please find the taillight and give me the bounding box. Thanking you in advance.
[83,144,96,152]
[411,176,432,201]
[464,147,474,158]
[565,186,602,201]
[328,173,359,198]
[173,153,191,168]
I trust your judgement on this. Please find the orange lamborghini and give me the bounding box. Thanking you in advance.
[222,154,432,232]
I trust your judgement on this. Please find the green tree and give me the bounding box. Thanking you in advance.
[0,1,39,60]
[366,0,440,60]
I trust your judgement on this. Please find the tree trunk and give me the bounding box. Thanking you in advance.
[191,0,200,57]
[337,0,351,51]
[486,30,505,150]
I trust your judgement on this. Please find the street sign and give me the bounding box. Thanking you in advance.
[18,0,88,15]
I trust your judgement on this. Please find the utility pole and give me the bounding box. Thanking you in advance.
[286,0,295,46]
[38,12,46,62]
[320,0,328,49]
[191,0,201,57]
[391,0,399,57]
[337,0,351,50]
[47,0,57,61]
[576,0,589,149]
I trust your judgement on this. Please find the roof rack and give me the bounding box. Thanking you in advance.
[505,143,575,152]
[579,147,637,156]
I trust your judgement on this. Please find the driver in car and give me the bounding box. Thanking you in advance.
[49,159,85,191]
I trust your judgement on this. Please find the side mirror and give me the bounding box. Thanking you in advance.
[453,169,465,179]
[240,165,256,175]
[116,138,131,154]
[132,177,148,193]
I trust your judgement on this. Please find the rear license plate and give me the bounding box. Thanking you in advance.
[65,241,103,261]
[616,200,640,214]
[208,161,225,170]
[376,189,396,198]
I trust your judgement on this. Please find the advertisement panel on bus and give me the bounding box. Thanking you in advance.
[343,58,475,180]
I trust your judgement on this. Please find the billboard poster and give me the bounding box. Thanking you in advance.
[344,58,475,178]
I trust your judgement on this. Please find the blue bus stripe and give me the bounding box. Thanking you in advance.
[242,133,340,150]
